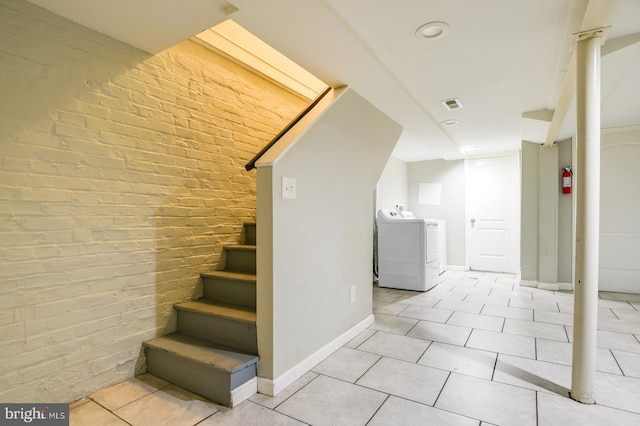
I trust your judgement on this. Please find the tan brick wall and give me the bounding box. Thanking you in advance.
[0,0,308,402]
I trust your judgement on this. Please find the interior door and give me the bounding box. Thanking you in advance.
[467,153,519,273]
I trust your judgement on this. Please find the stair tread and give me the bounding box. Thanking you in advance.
[201,270,256,282]
[225,244,256,251]
[145,333,258,373]
[176,299,256,323]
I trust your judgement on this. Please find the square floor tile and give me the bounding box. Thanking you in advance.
[373,301,409,316]
[114,385,219,426]
[312,347,380,383]
[435,373,536,426]
[509,298,559,312]
[466,329,535,359]
[481,304,533,321]
[407,321,472,346]
[434,299,484,314]
[398,305,453,323]
[534,310,573,326]
[567,327,640,353]
[90,374,169,411]
[503,318,568,342]
[400,293,441,307]
[368,395,478,426]
[370,314,419,335]
[357,331,431,363]
[595,372,640,414]
[276,375,386,426]
[611,350,640,378]
[418,342,497,380]
[464,293,510,306]
[536,339,622,375]
[447,311,504,332]
[356,357,449,405]
[493,354,571,396]
[344,329,376,349]
[250,372,318,410]
[70,401,128,426]
[200,400,305,425]
[537,391,640,426]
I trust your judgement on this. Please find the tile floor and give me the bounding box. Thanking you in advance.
[70,270,640,425]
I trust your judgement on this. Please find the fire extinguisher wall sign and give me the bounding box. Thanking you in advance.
[562,167,572,194]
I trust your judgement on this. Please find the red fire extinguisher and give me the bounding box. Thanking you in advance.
[562,167,572,194]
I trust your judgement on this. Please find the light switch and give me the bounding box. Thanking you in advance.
[282,176,296,199]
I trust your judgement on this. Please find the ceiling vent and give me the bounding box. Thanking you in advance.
[441,98,463,110]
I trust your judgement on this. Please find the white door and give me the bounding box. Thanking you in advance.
[467,153,520,273]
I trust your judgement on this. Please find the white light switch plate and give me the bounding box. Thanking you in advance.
[282,176,296,199]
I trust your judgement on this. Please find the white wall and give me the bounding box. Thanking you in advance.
[600,129,640,293]
[407,159,466,267]
[255,87,401,389]
[376,156,408,211]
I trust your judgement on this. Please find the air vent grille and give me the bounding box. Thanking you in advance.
[441,98,463,110]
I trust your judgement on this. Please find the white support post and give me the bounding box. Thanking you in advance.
[571,28,606,404]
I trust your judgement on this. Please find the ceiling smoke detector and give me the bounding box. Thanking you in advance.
[441,98,463,110]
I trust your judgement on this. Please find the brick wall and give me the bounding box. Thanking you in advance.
[0,0,308,402]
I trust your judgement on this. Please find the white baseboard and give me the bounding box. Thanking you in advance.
[257,314,374,397]
[520,280,573,291]
[230,377,257,407]
[445,265,467,271]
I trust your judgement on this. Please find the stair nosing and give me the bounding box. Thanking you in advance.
[201,270,256,282]
[224,244,256,251]
[175,299,256,324]
[144,333,258,373]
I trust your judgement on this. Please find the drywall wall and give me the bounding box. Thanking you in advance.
[376,156,408,211]
[520,139,573,286]
[255,87,401,382]
[407,159,466,267]
[600,129,640,293]
[0,0,307,402]
[520,142,539,281]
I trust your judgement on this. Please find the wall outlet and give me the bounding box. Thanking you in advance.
[350,286,356,302]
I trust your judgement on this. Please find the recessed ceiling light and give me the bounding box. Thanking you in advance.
[441,119,459,125]
[461,146,478,153]
[415,21,450,40]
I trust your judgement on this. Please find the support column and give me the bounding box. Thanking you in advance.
[571,28,606,404]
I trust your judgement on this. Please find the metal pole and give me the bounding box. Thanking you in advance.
[571,28,605,404]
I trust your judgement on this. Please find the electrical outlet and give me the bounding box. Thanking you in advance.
[350,286,356,302]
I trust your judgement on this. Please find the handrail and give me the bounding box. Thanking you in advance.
[245,86,332,171]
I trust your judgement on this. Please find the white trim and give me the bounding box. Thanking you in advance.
[520,279,538,288]
[230,377,257,407]
[519,280,573,292]
[445,265,467,271]
[538,282,560,291]
[257,314,374,396]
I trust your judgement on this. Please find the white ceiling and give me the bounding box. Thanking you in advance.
[27,0,640,162]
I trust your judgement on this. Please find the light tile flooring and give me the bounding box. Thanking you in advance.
[70,270,640,425]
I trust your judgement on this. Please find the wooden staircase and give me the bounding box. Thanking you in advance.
[143,223,258,407]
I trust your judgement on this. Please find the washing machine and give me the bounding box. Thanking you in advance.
[376,208,440,291]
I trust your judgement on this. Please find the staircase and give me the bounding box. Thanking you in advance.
[143,222,258,407]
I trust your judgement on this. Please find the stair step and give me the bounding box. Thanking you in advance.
[144,333,258,406]
[224,245,256,274]
[175,300,257,353]
[201,271,256,308]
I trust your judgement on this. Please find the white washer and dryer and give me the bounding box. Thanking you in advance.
[376,209,440,292]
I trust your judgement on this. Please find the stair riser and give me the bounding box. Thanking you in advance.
[145,346,256,406]
[244,223,256,245]
[202,277,256,308]
[225,249,256,274]
[177,310,257,354]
